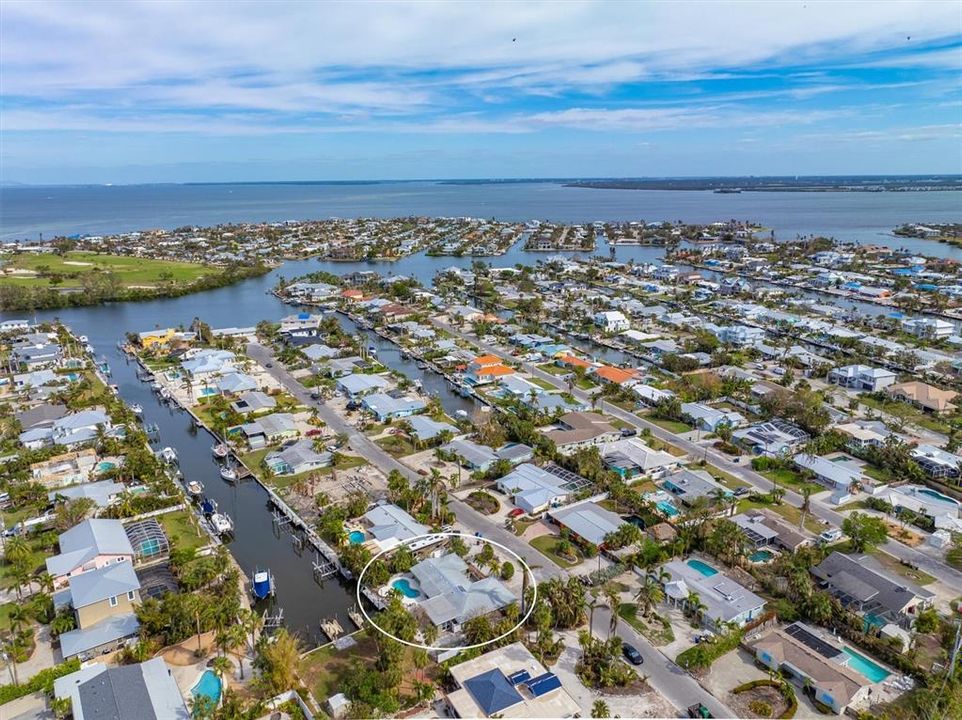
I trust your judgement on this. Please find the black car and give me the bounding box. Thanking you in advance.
[620,427,637,437]
[687,703,713,718]
[622,643,643,665]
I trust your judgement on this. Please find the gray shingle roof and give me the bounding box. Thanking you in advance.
[68,561,140,608]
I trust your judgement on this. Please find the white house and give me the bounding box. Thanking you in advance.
[593,311,630,333]
[827,364,897,392]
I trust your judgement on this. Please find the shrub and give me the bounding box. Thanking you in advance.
[0,658,81,704]
[749,700,773,717]
[676,627,743,669]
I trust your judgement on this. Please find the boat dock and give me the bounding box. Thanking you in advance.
[320,616,345,641]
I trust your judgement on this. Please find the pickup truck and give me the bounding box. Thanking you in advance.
[687,703,713,719]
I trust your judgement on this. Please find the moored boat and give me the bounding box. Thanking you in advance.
[251,568,275,600]
[210,512,234,535]
[220,464,237,482]
[186,480,203,497]
[211,443,229,458]
[200,497,216,515]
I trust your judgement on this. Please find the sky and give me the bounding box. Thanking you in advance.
[1,1,961,184]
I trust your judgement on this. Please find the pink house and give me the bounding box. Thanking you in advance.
[45,519,135,590]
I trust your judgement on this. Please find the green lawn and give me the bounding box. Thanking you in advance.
[529,376,558,391]
[537,363,569,376]
[760,468,823,495]
[735,497,824,534]
[375,434,418,458]
[0,251,211,289]
[647,417,692,434]
[704,465,749,489]
[157,509,208,553]
[529,535,582,568]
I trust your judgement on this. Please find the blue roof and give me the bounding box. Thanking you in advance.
[507,669,531,685]
[526,672,562,698]
[464,669,523,714]
[298,312,310,319]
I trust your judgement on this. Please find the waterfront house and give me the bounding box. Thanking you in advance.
[732,421,810,457]
[827,364,897,392]
[361,392,426,422]
[600,437,681,479]
[29,448,97,488]
[902,316,954,341]
[230,390,277,415]
[465,354,515,386]
[136,328,176,349]
[11,342,62,370]
[680,402,745,432]
[657,559,766,631]
[336,372,391,399]
[303,343,340,362]
[496,464,571,515]
[215,371,258,395]
[633,383,675,406]
[361,503,435,553]
[885,381,957,415]
[405,415,457,444]
[12,368,64,390]
[238,412,298,449]
[910,443,962,479]
[182,349,235,379]
[49,480,125,510]
[544,411,621,453]
[409,553,515,631]
[19,408,111,450]
[54,657,189,720]
[811,551,934,626]
[46,519,135,590]
[445,642,579,719]
[750,623,871,714]
[592,365,640,386]
[58,561,141,660]
[547,501,627,549]
[265,439,332,476]
[593,310,630,333]
[556,354,594,372]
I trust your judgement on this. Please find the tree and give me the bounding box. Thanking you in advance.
[254,627,301,695]
[635,576,665,617]
[500,561,515,581]
[592,699,611,718]
[842,512,889,553]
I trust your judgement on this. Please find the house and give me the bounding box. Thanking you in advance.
[681,402,745,432]
[46,519,135,590]
[657,559,766,631]
[499,375,545,399]
[902,316,954,341]
[556,354,594,371]
[661,468,729,506]
[548,501,627,549]
[827,364,897,392]
[834,421,895,451]
[592,365,639,386]
[732,510,813,552]
[361,503,435,552]
[445,642,580,718]
[19,409,111,450]
[405,415,457,444]
[321,356,366,378]
[230,390,277,415]
[11,342,62,370]
[362,393,426,422]
[136,328,176,349]
[751,623,872,714]
[593,310,630,333]
[811,551,935,626]
[441,438,533,472]
[633,383,675,406]
[885,381,957,415]
[238,413,298,449]
[13,368,64,390]
[54,658,190,720]
[792,453,865,503]
[600,437,681,479]
[182,349,235,378]
[216,372,258,395]
[448,305,485,323]
[49,480,125,510]
[733,421,810,456]
[30,449,97,488]
[911,443,962,479]
[409,553,515,631]
[874,484,962,532]
[303,343,340,362]
[465,354,515,386]
[544,411,621,453]
[264,439,331,476]
[496,464,570,515]
[336,372,391,398]
[58,561,141,660]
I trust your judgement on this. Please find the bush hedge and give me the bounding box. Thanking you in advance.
[0,658,81,704]
[676,628,743,669]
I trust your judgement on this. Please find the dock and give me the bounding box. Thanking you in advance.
[320,616,344,641]
[347,605,366,629]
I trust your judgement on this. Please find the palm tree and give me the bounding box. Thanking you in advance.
[799,486,813,530]
[592,699,611,718]
[604,584,621,639]
[635,576,665,618]
[686,591,707,623]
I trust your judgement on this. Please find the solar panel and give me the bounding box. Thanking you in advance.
[785,623,841,659]
[508,670,531,685]
[525,672,562,698]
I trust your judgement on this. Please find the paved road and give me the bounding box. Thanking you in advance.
[590,607,736,719]
[246,342,564,581]
[431,321,962,594]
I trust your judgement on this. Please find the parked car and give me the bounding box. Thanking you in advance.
[620,427,637,437]
[732,486,750,497]
[622,643,643,665]
[819,528,843,544]
[687,703,713,718]
[508,508,525,518]
[265,362,273,368]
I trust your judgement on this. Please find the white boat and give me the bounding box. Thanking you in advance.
[211,443,229,458]
[186,481,203,497]
[159,447,178,464]
[220,465,237,482]
[210,512,233,535]
[455,409,469,419]
[159,388,171,401]
[130,403,143,416]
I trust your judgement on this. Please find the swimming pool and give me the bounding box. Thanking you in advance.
[842,647,890,683]
[348,530,366,544]
[190,669,222,708]
[392,578,421,599]
[917,487,959,507]
[749,549,775,563]
[687,559,719,577]
[97,461,117,472]
[199,387,218,397]
[656,500,680,517]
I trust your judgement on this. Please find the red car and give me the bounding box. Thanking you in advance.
[508,508,525,518]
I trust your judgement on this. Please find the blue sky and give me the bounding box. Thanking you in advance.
[1,1,960,183]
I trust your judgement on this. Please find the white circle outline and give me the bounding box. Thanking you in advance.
[355,531,538,652]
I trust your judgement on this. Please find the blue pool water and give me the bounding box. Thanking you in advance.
[199,387,218,396]
[656,500,680,517]
[97,461,117,472]
[348,530,365,544]
[842,647,890,683]
[917,487,958,506]
[749,549,775,563]
[392,578,421,599]
[687,559,719,577]
[190,669,222,708]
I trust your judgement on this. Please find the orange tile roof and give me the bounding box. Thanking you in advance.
[594,365,636,384]
[474,364,515,377]
[341,289,364,298]
[472,354,503,366]
[559,354,593,369]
